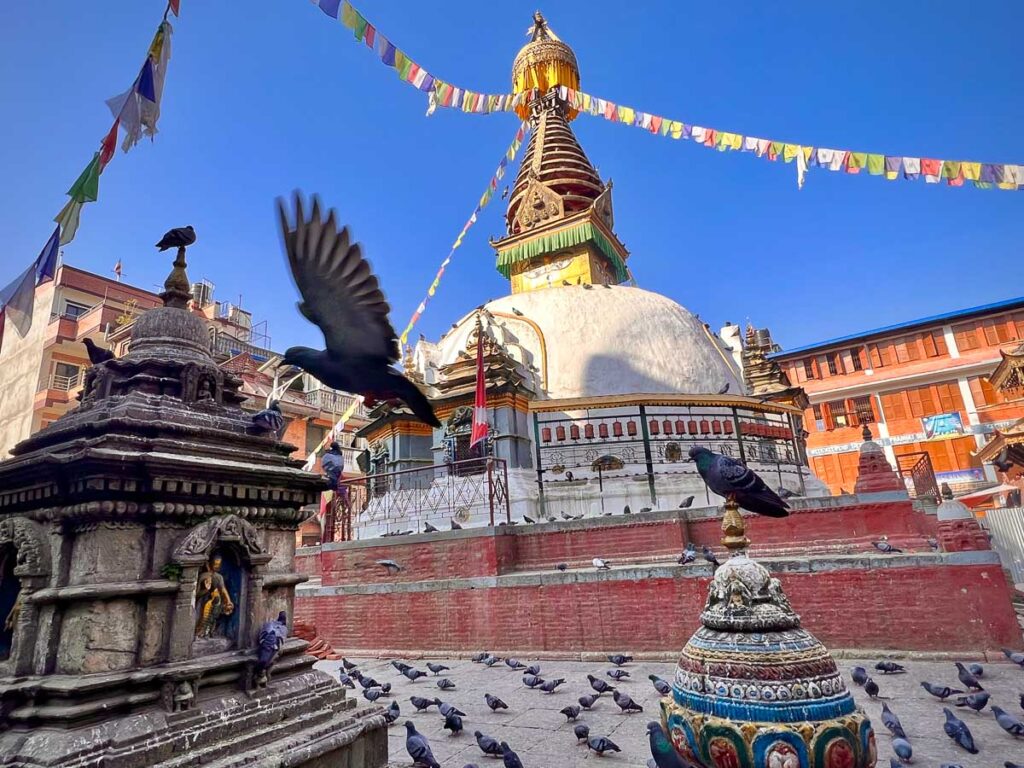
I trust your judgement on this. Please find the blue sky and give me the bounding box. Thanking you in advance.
[1,1,1021,353]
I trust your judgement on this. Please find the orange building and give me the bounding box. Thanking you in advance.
[771,296,1024,497]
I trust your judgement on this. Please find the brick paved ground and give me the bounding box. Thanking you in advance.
[316,656,1024,767]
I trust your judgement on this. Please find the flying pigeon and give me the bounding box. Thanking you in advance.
[574,723,590,743]
[608,654,633,666]
[891,737,912,763]
[872,539,902,553]
[436,677,455,690]
[647,721,688,768]
[593,557,611,570]
[383,700,400,724]
[689,445,789,517]
[921,681,963,700]
[485,693,508,712]
[427,662,449,676]
[1002,648,1024,667]
[954,662,984,691]
[539,678,565,693]
[875,661,906,674]
[82,338,114,365]
[587,736,622,756]
[410,696,437,712]
[588,674,615,695]
[474,731,502,757]
[649,675,672,695]
[607,669,631,681]
[942,708,978,753]
[953,691,990,713]
[881,704,906,739]
[438,701,465,718]
[522,674,544,688]
[405,721,441,768]
[277,194,439,427]
[403,667,427,681]
[375,559,403,574]
[252,401,286,437]
[679,496,695,508]
[578,694,598,709]
[991,705,1024,736]
[560,705,581,721]
[702,545,721,569]
[155,225,196,251]
[525,664,541,676]
[613,689,644,713]
[500,741,524,768]
[255,611,288,676]
[443,711,464,736]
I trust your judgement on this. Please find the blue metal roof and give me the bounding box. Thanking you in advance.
[771,295,1024,358]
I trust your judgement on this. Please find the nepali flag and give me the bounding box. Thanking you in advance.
[469,319,488,449]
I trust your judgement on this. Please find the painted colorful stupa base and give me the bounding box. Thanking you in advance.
[661,501,876,768]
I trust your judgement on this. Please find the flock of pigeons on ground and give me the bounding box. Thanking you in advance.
[849,652,1024,767]
[333,652,697,767]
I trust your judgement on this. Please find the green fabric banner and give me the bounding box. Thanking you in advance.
[67,153,101,203]
[495,221,628,282]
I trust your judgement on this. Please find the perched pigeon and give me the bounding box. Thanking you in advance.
[485,693,508,712]
[942,708,978,753]
[450,519,463,530]
[427,662,449,676]
[953,691,990,713]
[677,545,697,565]
[718,382,730,394]
[522,674,544,688]
[436,678,455,690]
[556,562,568,572]
[277,194,439,427]
[607,669,631,681]
[851,666,868,686]
[470,651,489,663]
[608,654,633,666]
[423,521,439,533]
[376,559,403,574]
[1002,648,1024,667]
[647,721,688,768]
[588,674,615,695]
[364,686,384,702]
[578,694,599,710]
[379,682,392,695]
[875,661,906,674]
[525,664,541,676]
[522,515,536,523]
[383,700,400,724]
[777,486,797,499]
[955,662,984,691]
[337,672,355,688]
[403,667,427,682]
[921,681,963,700]
[341,658,358,671]
[253,402,286,437]
[587,736,622,756]
[444,712,464,736]
[482,655,501,667]
[539,678,565,693]
[574,723,590,743]
[991,705,1024,736]
[500,741,524,768]
[155,225,196,251]
[864,678,880,699]
[623,505,632,515]
[650,675,672,695]
[613,689,644,713]
[405,721,441,768]
[639,506,652,513]
[438,701,465,718]
[357,674,379,690]
[83,338,114,365]
[410,696,438,712]
[679,496,695,508]
[321,442,344,488]
[872,539,902,553]
[593,557,611,570]
[689,446,789,517]
[880,704,906,739]
[391,660,413,674]
[255,611,288,676]
[560,704,581,721]
[505,658,527,670]
[968,663,984,678]
[474,731,502,757]
[702,545,721,569]
[891,737,912,763]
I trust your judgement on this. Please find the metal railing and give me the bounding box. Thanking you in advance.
[324,458,510,540]
[303,387,367,418]
[210,332,274,362]
[895,451,940,501]
[981,506,1024,585]
[38,371,83,392]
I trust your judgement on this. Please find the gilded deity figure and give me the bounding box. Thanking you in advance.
[194,553,234,638]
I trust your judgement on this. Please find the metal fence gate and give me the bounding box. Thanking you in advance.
[983,506,1024,585]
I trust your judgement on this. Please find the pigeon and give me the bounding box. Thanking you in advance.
[639,506,652,513]
[612,689,643,713]
[556,562,568,572]
[444,712,464,736]
[967,663,984,678]
[384,700,400,724]
[364,686,384,702]
[689,445,789,517]
[341,658,358,671]
[525,664,541,676]
[574,723,590,743]
[403,667,427,681]
[380,682,392,695]
[470,651,489,663]
[556,704,580,721]
[864,677,880,698]
[423,521,439,533]
[647,721,688,768]
[539,678,565,693]
[511,307,524,317]
[83,338,114,365]
[277,194,439,428]
[927,537,938,549]
[522,674,544,688]
[777,486,797,499]
[891,737,912,763]
[375,559,403,574]
[623,504,632,515]
[921,682,963,700]
[252,402,286,437]
[485,693,508,712]
[482,655,501,667]
[607,669,631,681]
[337,672,356,688]
[391,660,413,674]
[702,545,721,569]
[851,666,868,686]
[608,654,633,666]
[436,678,455,690]
[677,544,697,565]
[593,557,611,570]
[405,721,441,768]
[953,691,990,712]
[1006,764,1024,768]
[1020,693,1024,711]
[942,708,978,753]
[155,225,196,251]
[255,611,288,677]
[588,674,616,695]
[1002,648,1024,667]
[500,741,524,768]
[717,382,730,394]
[357,675,380,690]
[881,704,907,739]
[438,701,465,718]
[578,694,598,709]
[410,696,438,712]
[566,470,574,480]
[427,662,449,676]
[872,539,902,553]
[474,731,503,757]
[649,675,672,695]
[679,496,694,508]
[505,658,527,670]
[450,518,463,530]
[992,705,1024,736]
[955,662,984,691]
[522,515,536,523]
[587,736,622,756]
[875,661,906,675]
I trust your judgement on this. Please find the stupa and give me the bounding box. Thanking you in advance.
[662,505,876,768]
[0,239,386,766]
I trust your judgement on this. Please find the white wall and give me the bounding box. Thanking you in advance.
[0,282,55,457]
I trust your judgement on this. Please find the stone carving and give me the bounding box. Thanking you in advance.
[0,517,50,577]
[194,553,235,639]
[173,514,265,562]
[445,406,473,437]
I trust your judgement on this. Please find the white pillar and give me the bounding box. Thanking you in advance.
[872,393,898,465]
[943,324,960,359]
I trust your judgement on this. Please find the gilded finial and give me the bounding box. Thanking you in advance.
[861,423,873,442]
[155,226,197,309]
[720,496,750,552]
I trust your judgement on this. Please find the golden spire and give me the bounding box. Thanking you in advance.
[511,12,580,120]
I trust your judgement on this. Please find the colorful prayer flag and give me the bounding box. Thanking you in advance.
[67,153,102,203]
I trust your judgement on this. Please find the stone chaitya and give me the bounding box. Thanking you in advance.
[0,239,386,766]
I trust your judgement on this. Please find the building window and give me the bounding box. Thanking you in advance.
[953,322,981,351]
[982,318,1015,345]
[824,400,851,428]
[305,423,326,454]
[802,358,816,380]
[849,347,865,371]
[851,396,876,424]
[922,330,948,357]
[825,354,839,376]
[895,336,921,363]
[870,342,894,368]
[63,301,90,319]
[54,362,80,379]
[812,404,824,432]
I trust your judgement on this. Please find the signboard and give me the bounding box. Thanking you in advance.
[922,412,965,440]
[935,468,986,486]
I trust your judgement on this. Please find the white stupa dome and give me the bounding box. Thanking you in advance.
[427,284,743,400]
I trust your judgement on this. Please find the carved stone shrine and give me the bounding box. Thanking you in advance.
[0,243,387,767]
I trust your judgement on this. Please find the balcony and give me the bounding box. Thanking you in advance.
[37,371,84,393]
[302,388,367,418]
[211,332,274,362]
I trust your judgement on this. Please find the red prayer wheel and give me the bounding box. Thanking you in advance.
[612,421,623,438]
[663,419,673,435]
[723,420,734,434]
[541,427,552,443]
[599,423,609,439]
[556,425,566,441]
[649,420,660,435]
[584,423,595,439]
[699,419,710,435]
[626,421,638,437]
[570,424,580,440]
